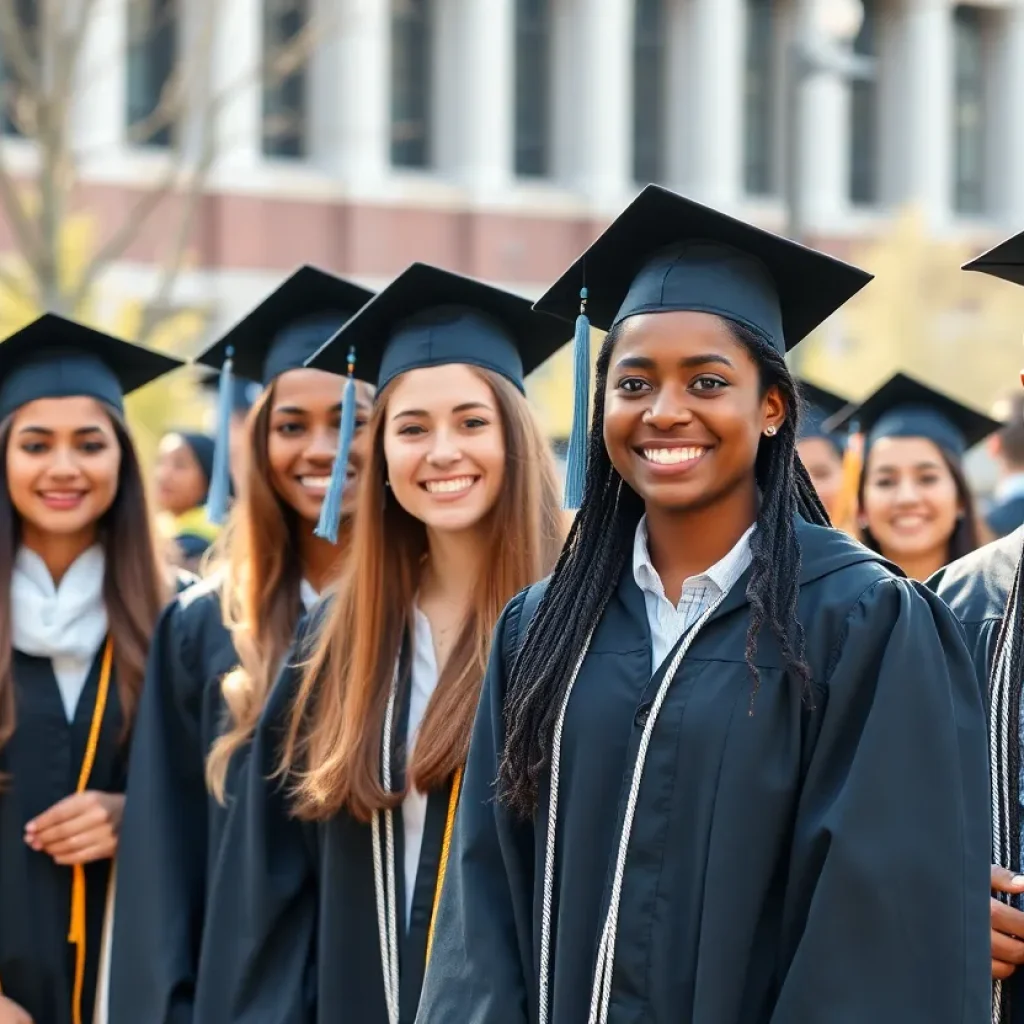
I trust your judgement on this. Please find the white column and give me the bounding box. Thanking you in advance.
[994,1,1024,224]
[897,0,953,228]
[451,0,514,199]
[670,0,745,210]
[334,0,390,194]
[72,0,127,158]
[208,0,262,170]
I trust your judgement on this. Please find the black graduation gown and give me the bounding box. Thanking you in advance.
[0,648,126,1024]
[108,577,241,1024]
[192,619,457,1024]
[930,526,1024,1024]
[417,518,991,1024]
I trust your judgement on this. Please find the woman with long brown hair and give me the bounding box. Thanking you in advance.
[826,373,998,581]
[0,316,181,1024]
[191,264,567,1024]
[108,267,377,1024]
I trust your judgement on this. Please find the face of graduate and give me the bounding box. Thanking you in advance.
[796,436,844,521]
[154,432,208,515]
[266,368,373,526]
[382,364,506,535]
[5,396,122,546]
[603,311,784,515]
[860,436,962,564]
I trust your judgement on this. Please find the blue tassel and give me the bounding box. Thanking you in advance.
[315,346,358,544]
[562,287,590,510]
[205,346,234,525]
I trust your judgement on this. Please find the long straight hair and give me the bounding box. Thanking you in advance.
[280,367,566,823]
[0,410,169,756]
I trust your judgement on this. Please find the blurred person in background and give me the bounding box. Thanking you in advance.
[986,392,1024,538]
[109,268,377,1024]
[794,380,848,524]
[825,373,997,581]
[153,430,218,572]
[0,317,182,1024]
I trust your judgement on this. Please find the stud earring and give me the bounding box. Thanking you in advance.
[764,425,777,437]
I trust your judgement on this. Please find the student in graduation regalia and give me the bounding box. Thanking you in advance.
[153,430,219,572]
[824,373,997,581]
[191,263,567,1024]
[108,267,377,1024]
[416,186,992,1024]
[928,228,1024,1024]
[794,379,849,524]
[0,316,183,1024]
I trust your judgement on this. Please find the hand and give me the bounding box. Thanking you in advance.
[24,791,125,865]
[991,866,1024,980]
[0,994,34,1023]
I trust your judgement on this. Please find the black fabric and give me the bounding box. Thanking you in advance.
[108,578,243,1024]
[0,648,127,1024]
[532,185,873,353]
[989,497,1024,541]
[306,262,571,392]
[418,519,991,1024]
[192,615,458,1024]
[964,229,1024,286]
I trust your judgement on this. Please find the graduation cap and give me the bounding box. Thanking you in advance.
[193,265,376,523]
[962,229,1024,286]
[198,370,261,415]
[0,313,183,423]
[532,185,874,506]
[797,380,849,452]
[822,372,1000,459]
[306,261,572,540]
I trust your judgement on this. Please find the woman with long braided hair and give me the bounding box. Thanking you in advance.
[416,187,990,1024]
[930,228,1024,1024]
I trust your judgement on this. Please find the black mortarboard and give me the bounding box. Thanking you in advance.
[0,314,183,422]
[306,262,571,393]
[798,380,849,451]
[823,372,1000,459]
[194,265,376,387]
[962,229,1024,286]
[199,371,260,415]
[532,185,873,506]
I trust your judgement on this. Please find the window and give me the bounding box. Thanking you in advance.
[263,0,309,158]
[390,0,433,168]
[849,0,879,205]
[743,0,776,196]
[952,4,987,215]
[632,0,666,184]
[126,0,176,147]
[0,0,37,136]
[514,0,551,178]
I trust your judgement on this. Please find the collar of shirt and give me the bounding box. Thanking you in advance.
[632,515,755,608]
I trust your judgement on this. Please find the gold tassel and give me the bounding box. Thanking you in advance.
[833,431,864,537]
[425,764,465,965]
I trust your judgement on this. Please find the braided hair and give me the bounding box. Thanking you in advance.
[498,318,830,819]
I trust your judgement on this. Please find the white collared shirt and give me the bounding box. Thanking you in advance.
[632,516,755,669]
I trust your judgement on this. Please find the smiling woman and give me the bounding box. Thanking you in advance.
[0,315,181,1024]
[189,263,568,1024]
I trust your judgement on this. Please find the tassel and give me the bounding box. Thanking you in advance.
[315,346,358,544]
[562,287,590,510]
[205,346,234,525]
[833,424,863,536]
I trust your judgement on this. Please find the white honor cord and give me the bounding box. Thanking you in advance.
[536,596,725,1024]
[372,665,401,1024]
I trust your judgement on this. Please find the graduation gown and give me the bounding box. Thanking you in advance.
[193,618,457,1024]
[417,518,991,1024]
[108,578,239,1024]
[930,526,1024,1024]
[0,648,126,1024]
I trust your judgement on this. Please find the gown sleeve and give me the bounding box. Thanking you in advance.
[770,577,991,1023]
[415,591,536,1024]
[109,600,207,1024]
[192,642,318,1024]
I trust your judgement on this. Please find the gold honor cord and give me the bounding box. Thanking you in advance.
[425,763,465,965]
[70,637,114,1024]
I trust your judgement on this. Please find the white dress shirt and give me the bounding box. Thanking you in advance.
[632,516,755,669]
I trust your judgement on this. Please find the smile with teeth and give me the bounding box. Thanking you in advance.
[641,446,707,465]
[423,476,477,494]
[299,475,332,493]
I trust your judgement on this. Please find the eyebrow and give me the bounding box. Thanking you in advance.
[17,425,107,437]
[615,353,735,370]
[274,398,371,417]
[872,460,945,474]
[391,401,493,420]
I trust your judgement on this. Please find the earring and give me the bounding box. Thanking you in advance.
[764,425,777,437]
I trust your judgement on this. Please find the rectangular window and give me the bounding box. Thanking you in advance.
[126,0,176,148]
[0,0,37,137]
[633,0,666,184]
[952,4,987,215]
[262,0,309,159]
[849,0,879,205]
[743,0,776,196]
[514,0,551,178]
[390,0,433,169]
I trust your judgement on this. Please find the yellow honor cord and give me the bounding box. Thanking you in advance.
[425,763,465,966]
[69,637,114,1024]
